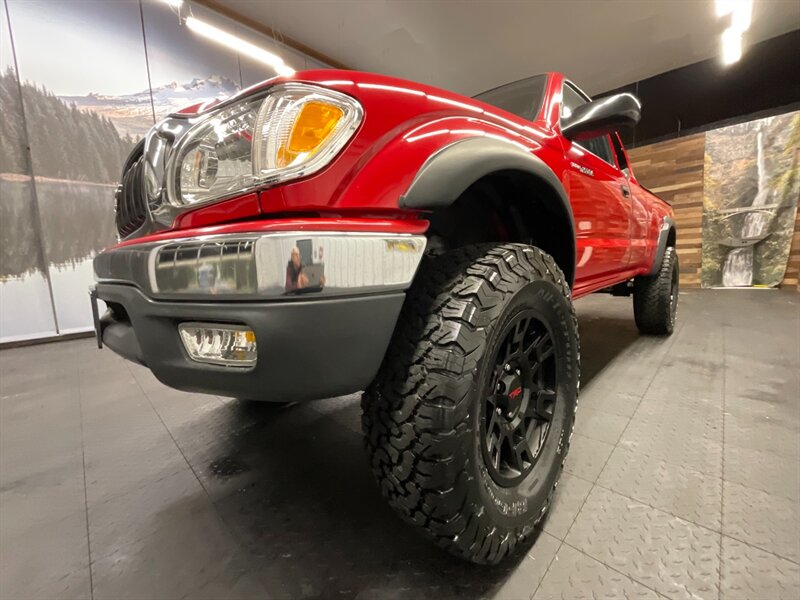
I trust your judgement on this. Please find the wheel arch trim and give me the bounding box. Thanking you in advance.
[398,136,576,286]
[648,215,676,276]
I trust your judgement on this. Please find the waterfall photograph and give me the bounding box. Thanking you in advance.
[701,111,800,288]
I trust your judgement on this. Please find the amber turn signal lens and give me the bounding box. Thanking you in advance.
[278,101,344,167]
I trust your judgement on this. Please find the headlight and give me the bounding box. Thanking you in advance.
[169,83,362,206]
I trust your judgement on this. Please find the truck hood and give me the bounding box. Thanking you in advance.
[171,69,539,129]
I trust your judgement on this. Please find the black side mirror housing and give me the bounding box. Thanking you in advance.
[561,93,641,141]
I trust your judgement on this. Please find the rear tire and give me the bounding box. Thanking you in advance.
[362,243,580,564]
[633,246,679,335]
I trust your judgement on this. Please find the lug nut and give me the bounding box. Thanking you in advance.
[496,408,502,415]
[504,364,511,372]
[515,369,521,376]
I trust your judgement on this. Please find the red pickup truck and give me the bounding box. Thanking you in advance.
[92,70,677,564]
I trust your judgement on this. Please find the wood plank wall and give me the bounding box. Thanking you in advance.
[627,134,705,288]
[785,208,800,291]
[628,133,800,290]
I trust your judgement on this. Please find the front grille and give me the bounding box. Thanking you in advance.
[114,155,148,238]
[154,239,258,295]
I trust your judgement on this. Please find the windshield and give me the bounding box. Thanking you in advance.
[472,74,547,121]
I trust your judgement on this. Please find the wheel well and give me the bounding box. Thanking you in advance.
[425,170,576,286]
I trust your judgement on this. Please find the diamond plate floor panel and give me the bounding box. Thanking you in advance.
[579,386,641,418]
[722,480,800,562]
[565,486,720,600]
[618,401,724,477]
[533,544,663,600]
[572,406,630,445]
[540,472,593,540]
[598,446,723,531]
[724,444,800,501]
[720,536,800,600]
[2,289,798,600]
[724,410,800,460]
[563,433,615,482]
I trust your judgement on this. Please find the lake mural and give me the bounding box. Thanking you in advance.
[0,0,328,342]
[0,0,56,342]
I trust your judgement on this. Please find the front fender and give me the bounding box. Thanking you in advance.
[333,116,554,210]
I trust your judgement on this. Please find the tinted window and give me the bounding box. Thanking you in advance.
[580,137,616,166]
[610,134,630,176]
[473,75,547,121]
[561,84,586,122]
[561,83,617,167]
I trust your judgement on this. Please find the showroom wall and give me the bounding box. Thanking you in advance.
[629,111,800,289]
[604,30,800,149]
[1,2,797,343]
[629,134,706,287]
[0,0,329,343]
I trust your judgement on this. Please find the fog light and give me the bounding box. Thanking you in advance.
[178,322,257,367]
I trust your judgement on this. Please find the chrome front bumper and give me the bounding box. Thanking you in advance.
[94,231,427,301]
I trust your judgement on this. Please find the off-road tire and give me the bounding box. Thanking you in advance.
[633,246,679,335]
[362,243,580,564]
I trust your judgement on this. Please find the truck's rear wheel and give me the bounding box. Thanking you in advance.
[633,246,679,335]
[362,243,579,564]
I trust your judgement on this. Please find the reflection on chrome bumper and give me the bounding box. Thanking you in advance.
[94,232,427,300]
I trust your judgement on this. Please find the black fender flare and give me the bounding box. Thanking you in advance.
[399,136,576,285]
[648,215,676,276]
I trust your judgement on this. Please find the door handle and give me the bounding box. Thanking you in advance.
[620,184,630,198]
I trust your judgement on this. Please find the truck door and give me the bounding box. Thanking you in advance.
[612,133,649,269]
[560,82,632,284]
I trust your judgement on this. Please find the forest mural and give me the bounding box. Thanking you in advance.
[701,112,800,288]
[0,71,137,181]
[0,0,326,342]
[0,70,241,278]
[0,71,132,279]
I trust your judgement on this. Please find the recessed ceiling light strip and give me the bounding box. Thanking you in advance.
[158,0,295,76]
[715,0,753,65]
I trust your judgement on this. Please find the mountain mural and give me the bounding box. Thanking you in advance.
[0,68,135,183]
[58,74,241,136]
[0,71,243,279]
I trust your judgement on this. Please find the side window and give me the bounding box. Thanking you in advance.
[561,83,617,168]
[560,84,586,122]
[611,134,631,177]
[581,136,616,166]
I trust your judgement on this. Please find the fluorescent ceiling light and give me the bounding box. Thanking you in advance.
[715,0,753,65]
[721,28,743,64]
[715,0,753,29]
[185,16,295,76]
[275,64,296,77]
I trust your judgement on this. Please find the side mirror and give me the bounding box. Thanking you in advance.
[561,93,641,141]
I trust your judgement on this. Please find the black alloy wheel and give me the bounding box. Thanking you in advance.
[482,312,557,487]
[668,260,679,329]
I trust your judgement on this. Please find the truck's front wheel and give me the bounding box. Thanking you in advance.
[362,244,579,564]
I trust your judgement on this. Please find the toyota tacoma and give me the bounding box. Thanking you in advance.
[91,70,678,564]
